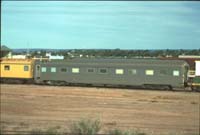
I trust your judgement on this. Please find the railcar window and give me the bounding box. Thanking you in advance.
[72,68,79,73]
[145,70,154,76]
[160,70,167,75]
[99,68,107,74]
[51,67,56,72]
[87,68,95,73]
[115,69,124,75]
[173,70,179,76]
[4,65,10,71]
[41,67,47,72]
[24,66,29,71]
[129,69,137,75]
[61,68,67,72]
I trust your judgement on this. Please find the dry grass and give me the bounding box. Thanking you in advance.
[0,84,199,135]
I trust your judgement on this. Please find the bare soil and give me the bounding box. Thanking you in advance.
[0,84,199,135]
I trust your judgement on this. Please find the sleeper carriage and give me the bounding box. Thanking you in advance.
[33,58,189,90]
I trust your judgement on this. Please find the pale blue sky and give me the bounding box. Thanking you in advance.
[1,1,200,49]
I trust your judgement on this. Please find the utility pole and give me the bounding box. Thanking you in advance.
[26,42,30,58]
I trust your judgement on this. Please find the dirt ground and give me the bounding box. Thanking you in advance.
[0,84,199,135]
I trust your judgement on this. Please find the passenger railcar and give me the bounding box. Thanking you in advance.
[34,58,189,89]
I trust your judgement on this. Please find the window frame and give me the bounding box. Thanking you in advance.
[4,65,10,71]
[115,69,124,75]
[41,67,47,72]
[87,68,95,73]
[51,67,56,73]
[24,65,29,71]
[173,70,180,76]
[145,69,154,76]
[60,68,67,73]
[99,68,108,74]
[72,68,80,73]
[159,69,167,76]
[128,69,137,75]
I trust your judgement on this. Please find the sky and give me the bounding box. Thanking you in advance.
[1,1,200,49]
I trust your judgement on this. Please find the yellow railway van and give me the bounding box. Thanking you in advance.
[0,59,35,83]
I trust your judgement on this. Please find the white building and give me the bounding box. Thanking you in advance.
[11,55,26,59]
[46,52,64,60]
[195,61,200,76]
[178,55,200,58]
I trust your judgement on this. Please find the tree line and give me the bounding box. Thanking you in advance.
[13,49,200,59]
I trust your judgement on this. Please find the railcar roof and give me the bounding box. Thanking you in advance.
[37,58,188,66]
[0,58,35,64]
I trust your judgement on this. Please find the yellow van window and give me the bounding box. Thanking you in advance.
[4,65,10,71]
[24,66,29,71]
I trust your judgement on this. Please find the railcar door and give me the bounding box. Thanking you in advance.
[35,65,41,80]
[183,64,189,86]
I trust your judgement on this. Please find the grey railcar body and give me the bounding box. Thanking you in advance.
[34,58,189,88]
